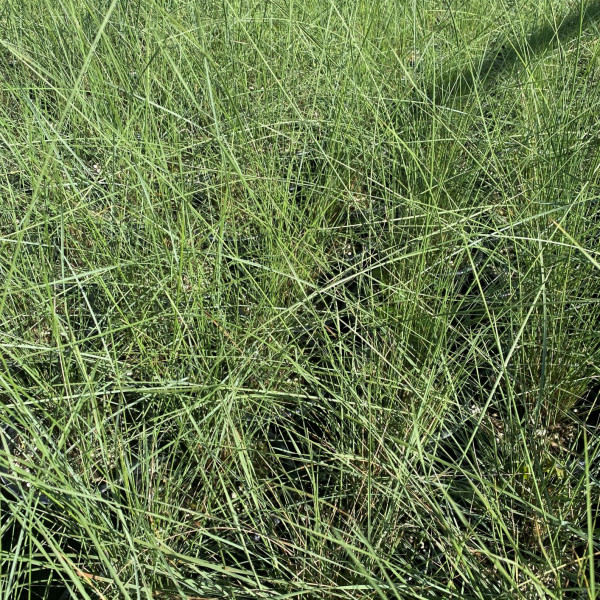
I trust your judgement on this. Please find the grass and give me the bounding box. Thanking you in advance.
[0,0,599,598]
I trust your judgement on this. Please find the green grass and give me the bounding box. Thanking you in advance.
[1,0,599,598]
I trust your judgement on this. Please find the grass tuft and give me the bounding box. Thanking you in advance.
[1,1,599,598]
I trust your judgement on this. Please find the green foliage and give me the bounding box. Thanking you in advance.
[0,0,599,598]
